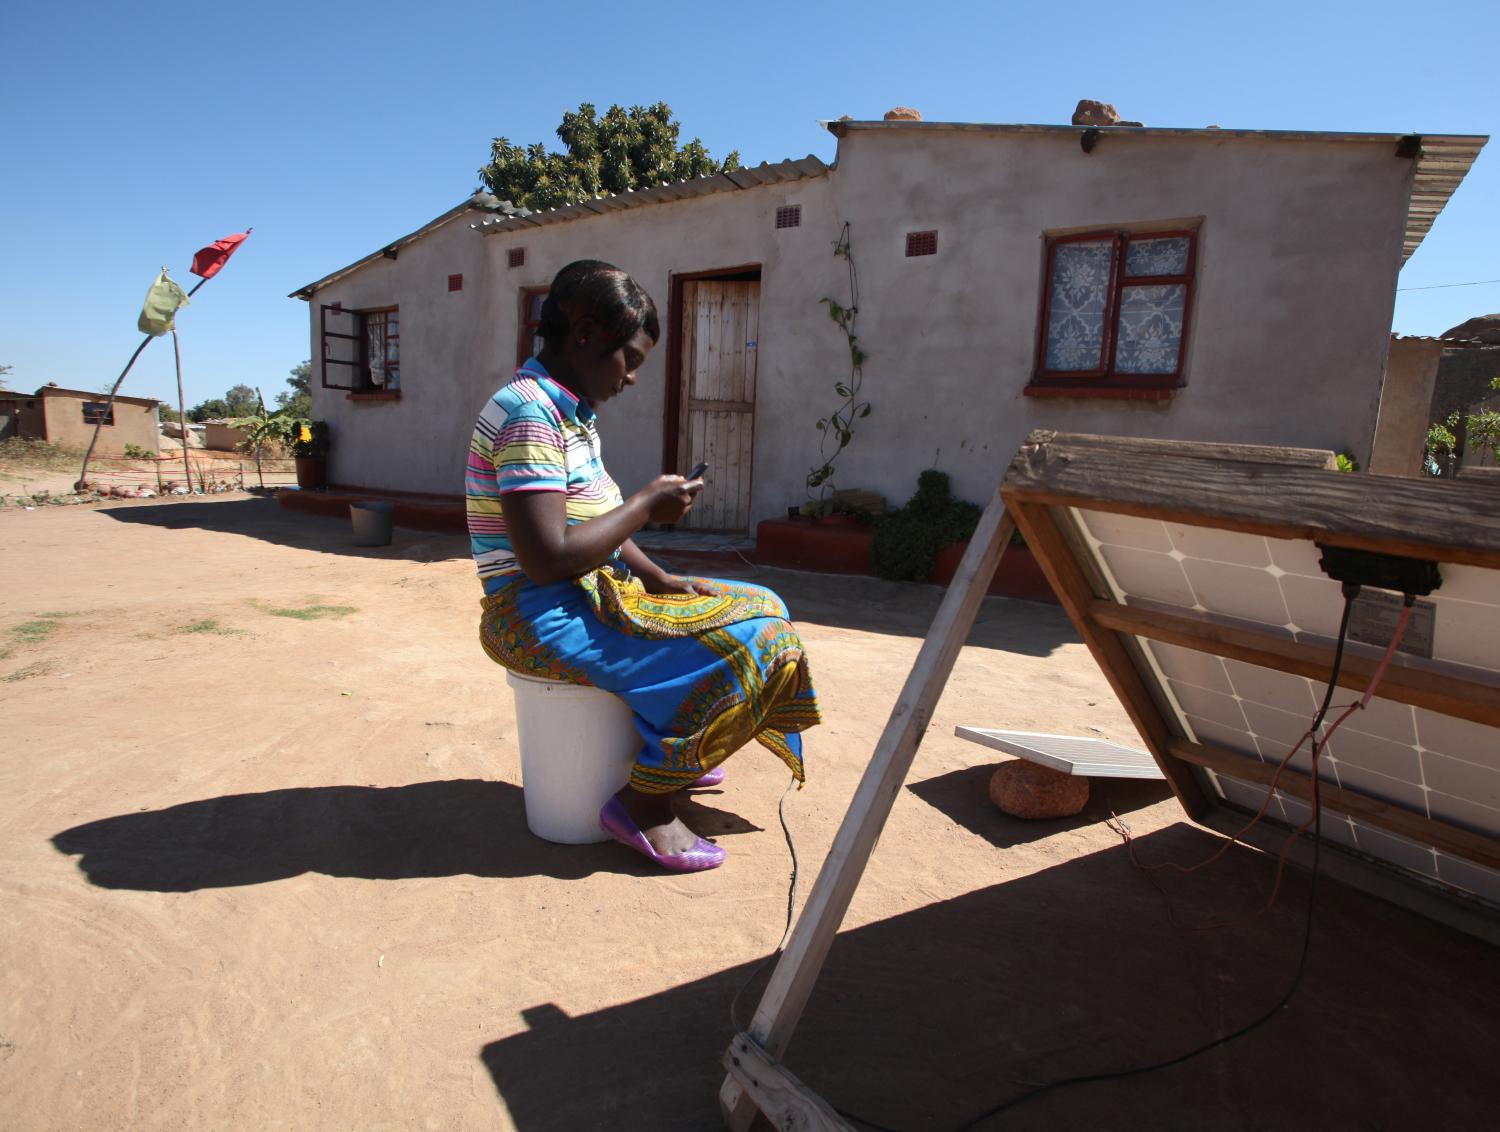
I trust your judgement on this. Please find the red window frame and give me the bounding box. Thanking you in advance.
[518,286,548,368]
[320,304,401,395]
[1030,227,1198,394]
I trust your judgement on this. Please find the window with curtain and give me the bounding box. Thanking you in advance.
[1033,228,1197,392]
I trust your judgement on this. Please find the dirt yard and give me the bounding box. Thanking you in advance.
[1,496,1496,1130]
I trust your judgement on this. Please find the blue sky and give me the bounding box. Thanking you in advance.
[1,0,1493,410]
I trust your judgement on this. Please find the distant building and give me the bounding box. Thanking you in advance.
[0,384,160,455]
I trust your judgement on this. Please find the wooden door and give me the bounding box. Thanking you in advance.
[677,279,759,530]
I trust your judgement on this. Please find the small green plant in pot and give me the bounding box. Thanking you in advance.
[291,420,330,489]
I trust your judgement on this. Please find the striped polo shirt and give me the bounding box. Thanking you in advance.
[467,359,625,592]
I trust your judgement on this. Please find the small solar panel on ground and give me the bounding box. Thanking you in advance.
[954,727,1165,778]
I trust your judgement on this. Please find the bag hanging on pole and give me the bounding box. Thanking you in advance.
[138,270,189,336]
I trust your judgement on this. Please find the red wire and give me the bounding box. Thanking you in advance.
[1113,598,1415,931]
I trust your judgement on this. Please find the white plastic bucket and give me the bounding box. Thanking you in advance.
[349,501,394,546]
[505,669,639,844]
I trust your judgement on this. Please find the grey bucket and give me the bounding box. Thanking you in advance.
[350,501,394,546]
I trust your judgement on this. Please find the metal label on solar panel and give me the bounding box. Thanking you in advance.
[1348,589,1436,659]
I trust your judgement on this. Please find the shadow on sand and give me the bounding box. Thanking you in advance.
[907,763,1175,848]
[50,779,759,891]
[97,495,468,563]
[653,555,1079,658]
[480,824,1500,1131]
[98,498,1079,654]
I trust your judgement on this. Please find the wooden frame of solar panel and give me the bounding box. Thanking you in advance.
[1001,432,1500,910]
[719,432,1500,1131]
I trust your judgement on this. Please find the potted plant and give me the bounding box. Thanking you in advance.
[871,470,982,582]
[292,420,330,489]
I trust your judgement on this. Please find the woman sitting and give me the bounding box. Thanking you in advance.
[470,260,821,872]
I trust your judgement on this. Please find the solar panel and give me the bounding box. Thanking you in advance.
[1000,432,1500,913]
[954,727,1165,778]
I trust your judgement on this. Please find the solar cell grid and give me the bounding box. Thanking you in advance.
[1073,506,1500,904]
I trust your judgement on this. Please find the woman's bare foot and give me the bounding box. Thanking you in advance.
[616,785,702,856]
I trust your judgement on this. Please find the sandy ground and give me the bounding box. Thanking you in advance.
[1,496,1496,1131]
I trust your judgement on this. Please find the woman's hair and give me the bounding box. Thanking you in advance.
[538,260,660,355]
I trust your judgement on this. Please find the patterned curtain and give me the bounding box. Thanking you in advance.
[1044,240,1113,371]
[1117,236,1190,374]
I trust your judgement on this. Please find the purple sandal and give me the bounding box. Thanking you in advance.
[691,766,725,788]
[599,796,727,872]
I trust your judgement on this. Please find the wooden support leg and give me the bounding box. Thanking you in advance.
[720,492,1016,1130]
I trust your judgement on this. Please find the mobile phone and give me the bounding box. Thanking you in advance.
[687,462,709,480]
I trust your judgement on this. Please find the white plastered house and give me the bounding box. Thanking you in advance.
[292,116,1485,530]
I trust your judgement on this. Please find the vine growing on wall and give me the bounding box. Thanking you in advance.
[807,222,871,502]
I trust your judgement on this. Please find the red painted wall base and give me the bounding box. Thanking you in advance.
[755,519,1058,605]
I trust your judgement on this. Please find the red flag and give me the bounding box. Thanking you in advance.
[190,230,251,279]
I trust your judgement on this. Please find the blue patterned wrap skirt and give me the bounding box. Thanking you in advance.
[480,565,820,793]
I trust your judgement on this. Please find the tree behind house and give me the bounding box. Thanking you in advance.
[274,361,312,419]
[479,102,740,212]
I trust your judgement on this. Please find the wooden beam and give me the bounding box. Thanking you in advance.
[1089,600,1500,730]
[1002,432,1500,568]
[719,491,1016,1130]
[688,399,755,415]
[1170,738,1500,872]
[1007,500,1210,817]
[722,1033,855,1132]
[1019,430,1337,469]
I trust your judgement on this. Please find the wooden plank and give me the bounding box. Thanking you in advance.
[1170,738,1500,872]
[706,411,726,528]
[694,285,716,399]
[1021,430,1337,470]
[722,1033,854,1132]
[1089,600,1500,730]
[725,283,749,403]
[738,408,756,529]
[725,411,743,529]
[720,494,1017,1131]
[683,410,708,529]
[1009,501,1210,816]
[678,282,699,476]
[688,399,755,414]
[1002,432,1500,568]
[739,282,760,531]
[744,284,761,404]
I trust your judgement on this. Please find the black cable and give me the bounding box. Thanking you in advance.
[942,585,1360,1130]
[829,591,1361,1132]
[729,773,801,1035]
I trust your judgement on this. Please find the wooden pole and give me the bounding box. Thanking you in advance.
[75,275,210,492]
[253,386,267,490]
[720,492,1016,1129]
[172,330,191,490]
[75,335,153,492]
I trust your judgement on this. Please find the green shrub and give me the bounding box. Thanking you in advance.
[122,443,154,460]
[871,470,983,582]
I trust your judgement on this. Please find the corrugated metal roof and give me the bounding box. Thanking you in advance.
[1390,334,1493,350]
[34,385,161,406]
[472,156,830,236]
[290,191,507,299]
[824,120,1487,265]
[293,123,1485,295]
